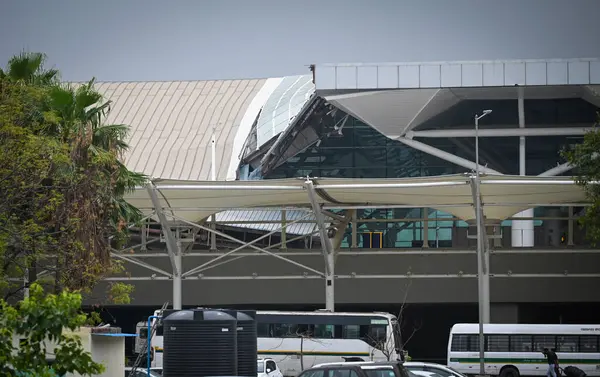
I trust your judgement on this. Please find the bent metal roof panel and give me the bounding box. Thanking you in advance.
[312,58,600,139]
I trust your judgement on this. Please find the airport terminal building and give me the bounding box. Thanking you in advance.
[99,58,600,359]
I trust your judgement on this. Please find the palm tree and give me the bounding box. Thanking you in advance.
[42,79,147,290]
[3,52,146,292]
[0,51,59,85]
[47,79,147,226]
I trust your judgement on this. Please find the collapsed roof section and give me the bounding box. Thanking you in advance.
[311,58,600,139]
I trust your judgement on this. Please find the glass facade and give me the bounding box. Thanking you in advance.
[261,99,595,248]
[266,117,466,179]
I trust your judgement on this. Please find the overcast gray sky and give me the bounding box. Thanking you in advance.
[1,0,599,82]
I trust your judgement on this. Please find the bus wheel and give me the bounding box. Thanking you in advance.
[499,366,519,377]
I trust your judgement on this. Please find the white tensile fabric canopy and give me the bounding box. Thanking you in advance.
[124,174,588,224]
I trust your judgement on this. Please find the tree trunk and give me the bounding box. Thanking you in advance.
[54,255,62,294]
[28,255,37,285]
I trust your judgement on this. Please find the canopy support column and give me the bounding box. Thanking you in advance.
[470,177,490,324]
[305,179,335,312]
[512,87,534,248]
[172,242,182,310]
[147,185,182,309]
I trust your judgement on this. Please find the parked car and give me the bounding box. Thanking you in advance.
[301,361,411,377]
[258,358,284,377]
[410,370,445,377]
[403,362,465,377]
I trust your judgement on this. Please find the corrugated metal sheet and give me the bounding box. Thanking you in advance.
[94,80,267,180]
[215,209,327,236]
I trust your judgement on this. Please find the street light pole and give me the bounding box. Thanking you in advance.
[474,109,492,376]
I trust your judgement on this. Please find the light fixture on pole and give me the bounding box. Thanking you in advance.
[474,109,492,377]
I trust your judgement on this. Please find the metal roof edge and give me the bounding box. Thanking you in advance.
[313,57,600,68]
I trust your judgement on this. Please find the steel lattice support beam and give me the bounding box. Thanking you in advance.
[182,212,314,278]
[169,214,325,277]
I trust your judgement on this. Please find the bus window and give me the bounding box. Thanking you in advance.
[486,335,509,352]
[139,328,148,340]
[257,322,270,337]
[510,335,532,352]
[557,335,579,352]
[313,324,334,338]
[580,336,599,352]
[450,334,472,352]
[533,335,556,351]
[364,324,387,347]
[343,325,360,339]
[273,323,299,337]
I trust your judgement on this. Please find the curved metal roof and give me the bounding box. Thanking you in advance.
[95,79,268,180]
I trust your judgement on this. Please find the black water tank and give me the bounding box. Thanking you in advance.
[163,309,238,377]
[227,310,258,377]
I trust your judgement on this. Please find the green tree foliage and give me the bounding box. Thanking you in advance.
[563,114,600,244]
[0,283,104,376]
[0,52,146,300]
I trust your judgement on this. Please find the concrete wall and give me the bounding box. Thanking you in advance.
[91,250,600,307]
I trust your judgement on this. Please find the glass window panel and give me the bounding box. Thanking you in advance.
[451,334,469,352]
[353,167,387,178]
[302,370,325,377]
[359,209,391,219]
[313,324,334,338]
[330,370,360,377]
[354,148,387,167]
[272,323,299,337]
[580,336,599,353]
[319,148,354,168]
[557,335,579,352]
[319,168,345,177]
[318,134,355,148]
[487,335,510,352]
[510,335,533,352]
[421,166,457,176]
[354,125,389,147]
[397,225,423,248]
[533,335,556,351]
[428,227,452,244]
[343,325,360,339]
[423,367,454,377]
[386,166,423,178]
[257,323,270,337]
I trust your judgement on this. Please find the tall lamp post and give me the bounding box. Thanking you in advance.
[474,109,492,376]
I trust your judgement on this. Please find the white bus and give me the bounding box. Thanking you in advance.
[141,310,403,376]
[447,323,600,377]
